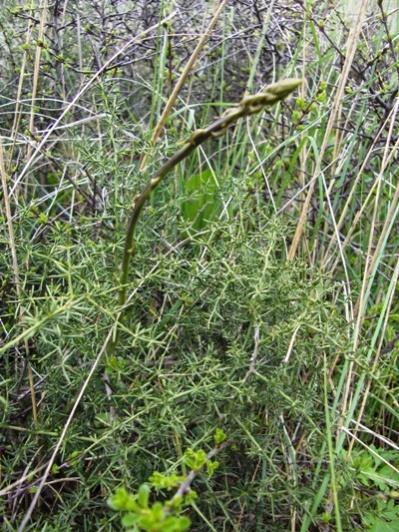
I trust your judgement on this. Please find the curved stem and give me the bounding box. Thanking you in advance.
[115,78,302,346]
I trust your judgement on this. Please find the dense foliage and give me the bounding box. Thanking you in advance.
[0,1,398,530]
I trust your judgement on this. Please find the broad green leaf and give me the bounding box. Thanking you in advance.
[181,169,220,230]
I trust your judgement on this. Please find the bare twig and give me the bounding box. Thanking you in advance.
[244,324,260,380]
[11,10,177,196]
[171,441,230,502]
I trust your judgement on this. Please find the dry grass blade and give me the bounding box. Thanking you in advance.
[0,141,37,423]
[1,3,398,530]
[348,256,399,453]
[288,0,370,260]
[140,0,229,171]
[339,97,399,430]
[26,0,48,175]
[17,328,114,532]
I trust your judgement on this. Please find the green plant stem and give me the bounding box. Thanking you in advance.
[115,78,302,347]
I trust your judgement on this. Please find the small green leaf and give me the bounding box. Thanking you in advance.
[150,471,186,490]
[38,212,48,224]
[214,428,227,445]
[183,489,198,506]
[137,483,150,509]
[152,501,165,520]
[121,512,139,527]
[108,487,139,512]
[206,460,219,477]
[183,449,208,471]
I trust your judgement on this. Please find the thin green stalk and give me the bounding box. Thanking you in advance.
[323,353,342,532]
[117,78,302,315]
[104,79,302,359]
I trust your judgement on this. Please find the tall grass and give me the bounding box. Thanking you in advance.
[0,1,398,530]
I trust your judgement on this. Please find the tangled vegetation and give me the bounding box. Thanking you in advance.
[0,1,398,530]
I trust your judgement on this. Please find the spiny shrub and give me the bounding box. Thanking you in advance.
[2,205,349,529]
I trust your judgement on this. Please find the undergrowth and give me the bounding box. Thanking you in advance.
[1,205,350,530]
[1,1,399,530]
